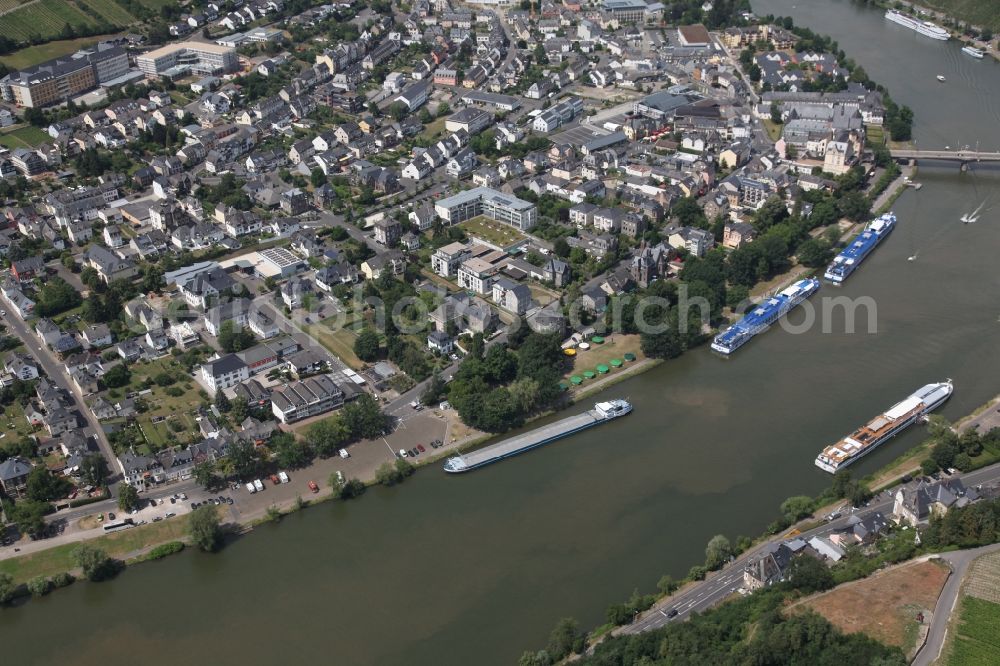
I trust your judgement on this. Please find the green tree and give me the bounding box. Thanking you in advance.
[272,432,313,469]
[194,461,220,489]
[770,101,782,124]
[796,238,832,267]
[705,534,732,570]
[79,453,109,487]
[5,498,49,538]
[0,572,15,604]
[953,452,973,472]
[553,237,570,258]
[26,575,52,598]
[103,364,130,388]
[117,484,140,512]
[375,461,403,486]
[784,553,835,593]
[26,466,72,502]
[518,650,551,666]
[354,328,381,361]
[227,439,261,479]
[35,277,83,316]
[657,574,680,595]
[218,321,255,353]
[72,544,116,581]
[310,167,326,188]
[388,101,409,121]
[546,617,583,661]
[307,416,351,457]
[341,394,389,440]
[188,505,222,552]
[780,495,815,523]
[420,372,446,405]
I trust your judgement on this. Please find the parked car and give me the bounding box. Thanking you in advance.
[246,482,257,494]
[417,444,426,453]
[339,449,349,459]
[399,448,408,458]
[253,479,265,492]
[308,481,319,493]
[108,512,115,520]
[270,474,281,485]
[278,471,290,483]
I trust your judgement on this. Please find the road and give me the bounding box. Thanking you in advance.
[0,310,118,480]
[868,164,916,213]
[621,461,1000,636]
[912,541,1000,666]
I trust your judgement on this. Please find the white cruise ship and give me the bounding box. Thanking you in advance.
[815,380,953,473]
[885,10,949,41]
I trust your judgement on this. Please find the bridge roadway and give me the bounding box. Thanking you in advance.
[890,149,1000,162]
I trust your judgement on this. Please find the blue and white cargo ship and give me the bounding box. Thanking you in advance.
[443,399,632,474]
[823,213,896,284]
[711,278,821,355]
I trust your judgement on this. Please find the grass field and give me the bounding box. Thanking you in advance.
[459,216,527,250]
[763,119,783,142]
[0,0,107,44]
[920,0,1000,31]
[78,0,135,26]
[0,0,30,14]
[790,559,950,656]
[312,322,364,369]
[563,334,644,383]
[0,33,116,68]
[418,116,447,141]
[0,517,190,583]
[0,125,50,149]
[0,401,37,441]
[946,596,1000,665]
[126,356,208,450]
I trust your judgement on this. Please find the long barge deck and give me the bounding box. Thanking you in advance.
[451,412,599,471]
[444,399,632,473]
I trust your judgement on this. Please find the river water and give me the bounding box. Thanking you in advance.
[3,2,1000,664]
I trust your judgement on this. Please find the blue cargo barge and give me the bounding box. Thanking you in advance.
[711,278,820,355]
[443,399,632,473]
[824,212,896,283]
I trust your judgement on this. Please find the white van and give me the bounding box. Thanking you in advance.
[278,471,290,484]
[339,448,349,459]
[253,479,264,492]
[246,482,256,494]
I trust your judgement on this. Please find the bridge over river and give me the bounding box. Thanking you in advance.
[891,149,1000,168]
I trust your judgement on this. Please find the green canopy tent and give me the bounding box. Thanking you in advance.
[610,358,623,368]
[570,375,583,385]
[623,353,637,362]
[596,365,609,374]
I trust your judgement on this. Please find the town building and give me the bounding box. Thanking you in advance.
[434,187,537,230]
[0,46,129,107]
[270,374,344,423]
[137,42,238,77]
[200,354,250,393]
